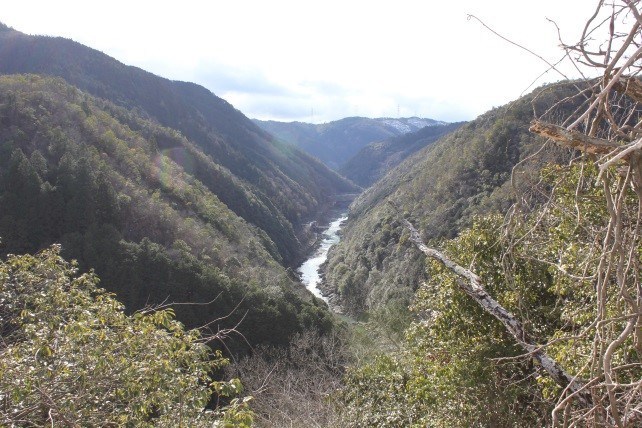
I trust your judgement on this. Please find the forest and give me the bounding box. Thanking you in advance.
[3,1,642,427]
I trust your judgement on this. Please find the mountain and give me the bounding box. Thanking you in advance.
[340,121,465,187]
[254,117,448,170]
[0,25,358,265]
[322,83,581,315]
[0,74,334,351]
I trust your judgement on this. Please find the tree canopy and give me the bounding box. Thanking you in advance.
[0,245,253,427]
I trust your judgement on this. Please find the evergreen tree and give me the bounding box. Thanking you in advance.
[0,246,253,426]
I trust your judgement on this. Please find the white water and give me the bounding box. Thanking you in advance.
[297,213,348,302]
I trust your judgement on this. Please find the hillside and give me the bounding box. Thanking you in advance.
[0,25,358,265]
[340,121,465,187]
[254,117,447,170]
[322,83,580,315]
[0,74,332,350]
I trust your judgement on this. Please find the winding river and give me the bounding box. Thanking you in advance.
[297,213,348,302]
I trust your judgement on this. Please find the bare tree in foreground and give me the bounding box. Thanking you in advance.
[407,1,642,426]
[225,330,349,428]
[531,2,642,425]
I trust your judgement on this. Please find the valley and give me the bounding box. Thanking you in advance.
[2,2,642,426]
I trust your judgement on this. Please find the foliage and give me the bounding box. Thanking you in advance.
[337,355,428,427]
[336,215,552,427]
[336,160,642,426]
[0,246,252,427]
[509,163,642,423]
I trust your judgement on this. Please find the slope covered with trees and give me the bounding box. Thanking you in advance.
[0,74,332,351]
[331,1,642,424]
[336,123,642,426]
[0,24,357,265]
[323,83,579,315]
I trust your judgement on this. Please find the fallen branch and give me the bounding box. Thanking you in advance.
[529,120,621,156]
[402,219,591,406]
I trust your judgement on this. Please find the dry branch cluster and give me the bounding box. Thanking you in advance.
[408,1,642,426]
[531,2,642,425]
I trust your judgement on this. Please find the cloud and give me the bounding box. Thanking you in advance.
[146,58,487,123]
[187,62,481,123]
[193,63,294,97]
[189,67,357,122]
[229,93,315,122]
[219,84,473,124]
[3,0,592,126]
[188,63,350,122]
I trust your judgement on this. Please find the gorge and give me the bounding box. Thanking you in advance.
[3,2,641,426]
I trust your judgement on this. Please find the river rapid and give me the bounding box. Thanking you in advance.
[297,212,348,303]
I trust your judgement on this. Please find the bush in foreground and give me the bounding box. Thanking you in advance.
[0,245,252,427]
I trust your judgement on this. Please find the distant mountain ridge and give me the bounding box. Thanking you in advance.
[340,121,465,187]
[254,116,448,170]
[378,117,447,133]
[0,25,358,265]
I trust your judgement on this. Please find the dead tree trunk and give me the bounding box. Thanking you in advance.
[402,219,591,407]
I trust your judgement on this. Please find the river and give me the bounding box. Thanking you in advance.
[297,212,348,303]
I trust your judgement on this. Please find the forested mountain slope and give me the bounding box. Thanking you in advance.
[323,83,579,315]
[340,121,465,187]
[0,74,332,350]
[0,24,357,265]
[255,116,447,170]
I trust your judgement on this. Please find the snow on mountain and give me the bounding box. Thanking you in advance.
[378,117,445,134]
[407,117,447,128]
[381,119,412,133]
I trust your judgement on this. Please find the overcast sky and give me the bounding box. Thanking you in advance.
[3,0,591,123]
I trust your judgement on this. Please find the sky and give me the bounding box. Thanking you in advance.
[2,0,593,123]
